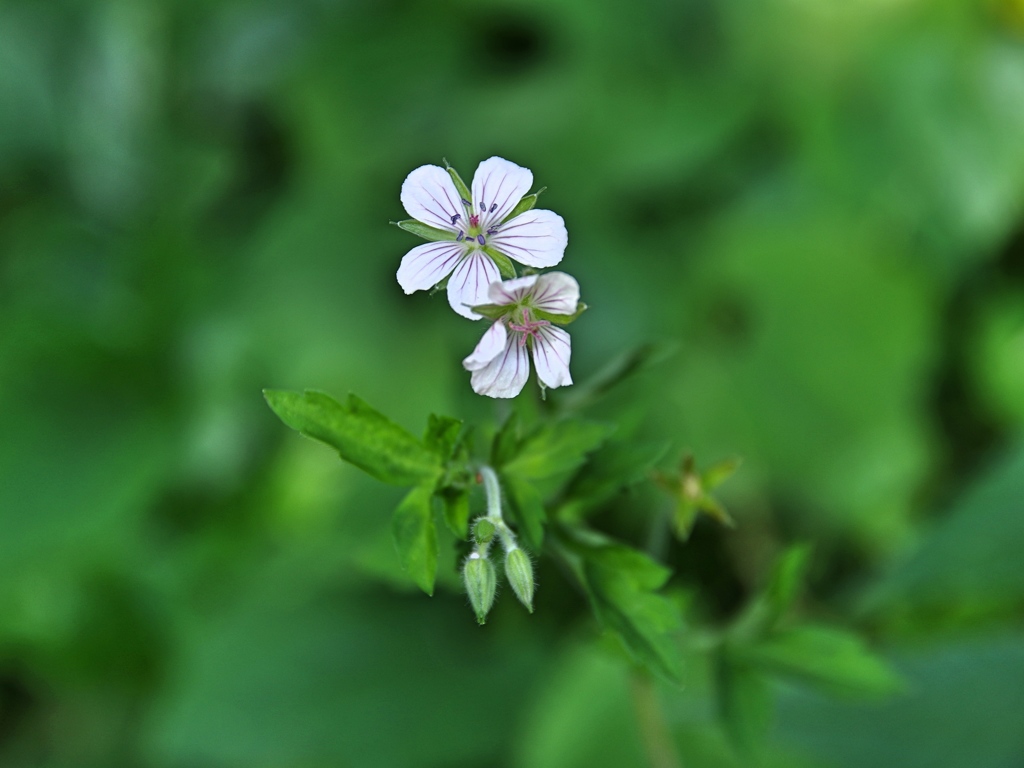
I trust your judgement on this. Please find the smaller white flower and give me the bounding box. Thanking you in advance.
[396,157,568,319]
[463,272,580,399]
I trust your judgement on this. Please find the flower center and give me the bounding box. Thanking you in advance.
[454,198,500,246]
[507,308,550,347]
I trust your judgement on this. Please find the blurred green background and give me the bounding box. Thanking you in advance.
[3,0,1024,765]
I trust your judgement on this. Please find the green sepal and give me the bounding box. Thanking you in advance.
[444,160,472,204]
[505,548,535,612]
[391,484,438,595]
[703,456,742,490]
[481,245,517,279]
[463,555,497,625]
[469,303,515,321]
[392,220,458,242]
[536,302,588,326]
[263,390,442,487]
[502,187,545,223]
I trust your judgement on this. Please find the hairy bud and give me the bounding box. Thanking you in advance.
[473,518,496,545]
[463,554,497,625]
[504,547,535,612]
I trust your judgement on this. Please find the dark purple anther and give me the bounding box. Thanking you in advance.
[451,213,461,224]
[476,234,486,245]
[456,231,465,242]
[487,227,498,235]
[480,202,486,211]
[489,203,497,213]
[461,198,472,207]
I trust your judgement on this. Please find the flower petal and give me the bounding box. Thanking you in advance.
[401,164,465,231]
[447,251,501,319]
[532,325,572,389]
[469,330,531,399]
[396,241,464,294]
[489,209,567,268]
[463,321,508,371]
[488,274,539,306]
[472,157,534,229]
[529,271,580,315]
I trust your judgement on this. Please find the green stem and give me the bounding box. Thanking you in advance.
[630,672,683,768]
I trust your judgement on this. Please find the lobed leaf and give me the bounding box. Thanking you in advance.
[264,390,442,487]
[391,484,438,595]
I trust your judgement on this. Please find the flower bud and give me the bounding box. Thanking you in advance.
[504,547,535,613]
[463,554,496,625]
[473,518,496,545]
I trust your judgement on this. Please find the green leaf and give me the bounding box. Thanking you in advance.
[554,528,681,682]
[502,419,613,480]
[392,220,458,242]
[561,439,671,517]
[503,473,546,550]
[391,484,438,595]
[560,342,677,411]
[491,411,523,467]
[761,545,812,626]
[502,187,545,223]
[481,245,517,279]
[742,625,903,697]
[536,302,588,326]
[424,414,462,460]
[444,162,472,203]
[439,488,470,540]
[715,651,773,755]
[264,390,442,487]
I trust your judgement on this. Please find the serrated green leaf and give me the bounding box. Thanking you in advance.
[742,625,903,697]
[502,419,613,480]
[503,473,546,549]
[536,302,588,326]
[424,414,462,459]
[762,545,812,626]
[393,220,458,242]
[444,162,472,203]
[502,188,544,223]
[391,484,438,595]
[554,528,681,682]
[481,245,517,279]
[439,488,470,540]
[715,651,772,755]
[264,390,441,486]
[491,412,523,467]
[561,439,671,517]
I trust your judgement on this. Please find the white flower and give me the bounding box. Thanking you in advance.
[396,157,568,319]
[463,272,580,398]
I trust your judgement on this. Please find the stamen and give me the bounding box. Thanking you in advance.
[480,202,486,211]
[489,203,497,213]
[487,227,498,235]
[461,198,472,208]
[451,213,461,224]
[456,231,465,242]
[476,234,486,245]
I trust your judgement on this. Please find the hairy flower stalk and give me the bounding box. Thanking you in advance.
[462,466,535,622]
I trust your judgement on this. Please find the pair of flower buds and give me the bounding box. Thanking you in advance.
[396,157,584,399]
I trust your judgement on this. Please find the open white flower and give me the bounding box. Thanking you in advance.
[396,157,568,319]
[463,272,580,398]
